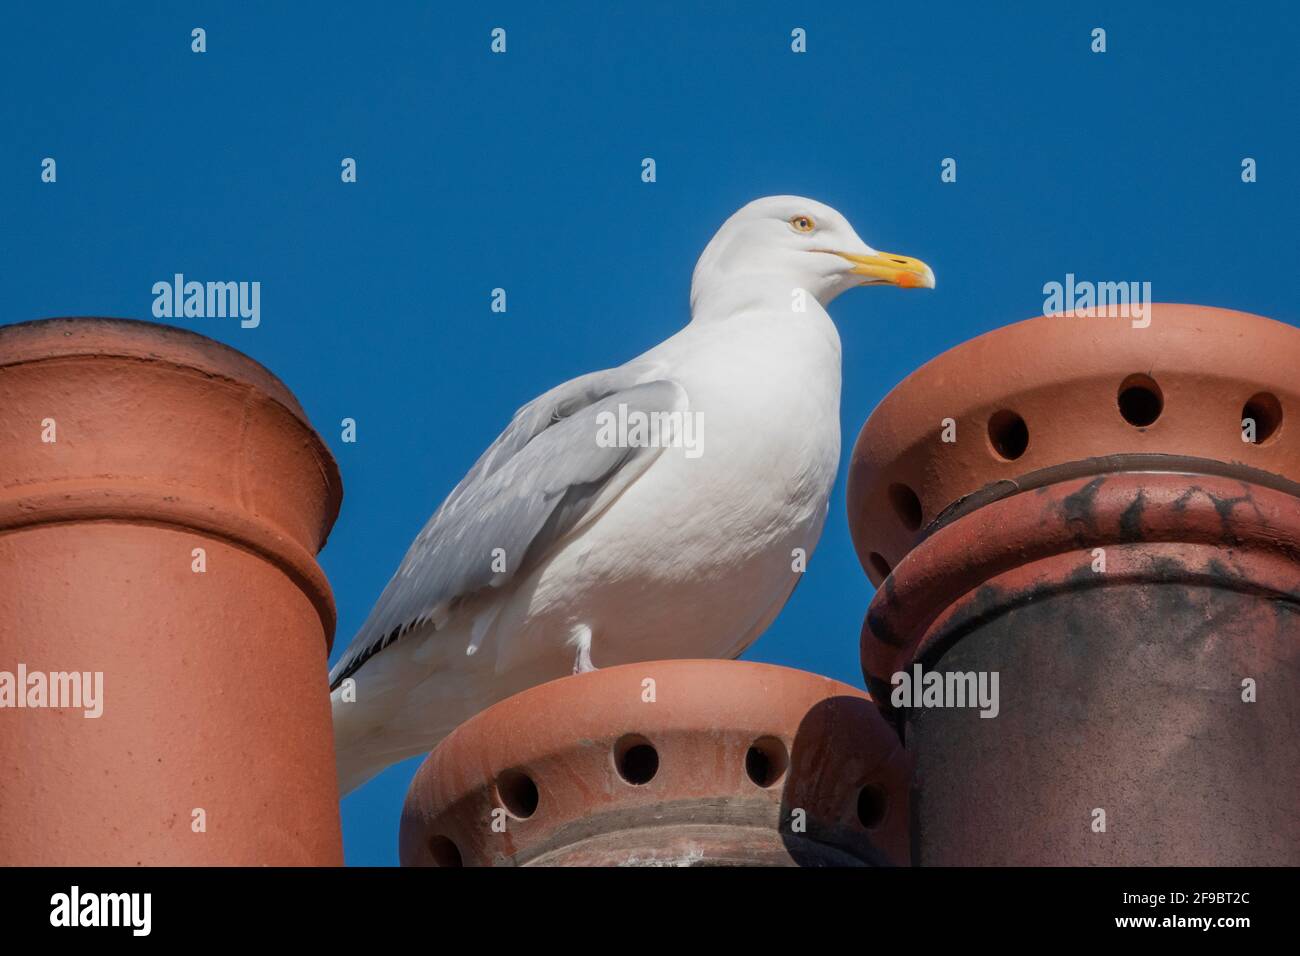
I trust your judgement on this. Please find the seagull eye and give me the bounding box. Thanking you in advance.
[790,215,816,233]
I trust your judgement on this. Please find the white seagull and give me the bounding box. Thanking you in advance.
[330,196,934,794]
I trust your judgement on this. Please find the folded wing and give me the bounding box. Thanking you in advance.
[328,367,687,688]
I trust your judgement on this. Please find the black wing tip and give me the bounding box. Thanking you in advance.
[328,619,424,691]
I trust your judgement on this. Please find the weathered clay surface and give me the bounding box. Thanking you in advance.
[848,304,1300,585]
[850,305,1300,865]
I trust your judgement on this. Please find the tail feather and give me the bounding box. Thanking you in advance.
[335,735,443,796]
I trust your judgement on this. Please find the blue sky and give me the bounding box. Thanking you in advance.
[2,2,1296,864]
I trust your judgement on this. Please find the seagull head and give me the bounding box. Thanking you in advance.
[690,195,935,312]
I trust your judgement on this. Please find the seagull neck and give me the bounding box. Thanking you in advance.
[689,273,832,324]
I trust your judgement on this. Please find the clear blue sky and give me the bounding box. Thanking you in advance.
[2,2,1296,865]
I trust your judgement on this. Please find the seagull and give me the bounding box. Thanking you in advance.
[330,196,934,794]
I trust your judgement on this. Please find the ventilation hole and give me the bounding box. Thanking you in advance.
[744,736,790,788]
[887,483,923,531]
[614,734,659,785]
[867,552,892,582]
[427,835,463,867]
[495,768,539,819]
[987,410,1029,460]
[1117,374,1163,427]
[1242,392,1282,445]
[856,784,888,828]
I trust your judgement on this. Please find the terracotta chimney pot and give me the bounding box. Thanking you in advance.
[0,317,344,865]
[399,659,910,866]
[849,304,1300,865]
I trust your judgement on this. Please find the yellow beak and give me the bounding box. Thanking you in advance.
[834,250,936,289]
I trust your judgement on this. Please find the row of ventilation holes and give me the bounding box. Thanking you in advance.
[425,733,890,867]
[867,380,1285,582]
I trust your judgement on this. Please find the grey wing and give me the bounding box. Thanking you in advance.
[328,367,687,688]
